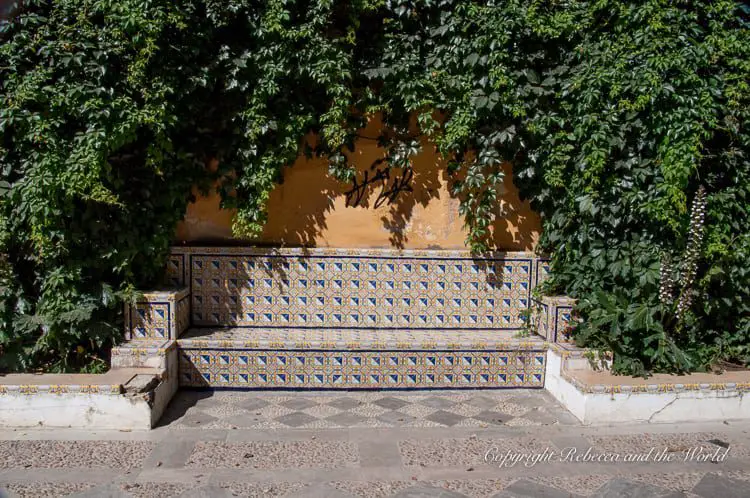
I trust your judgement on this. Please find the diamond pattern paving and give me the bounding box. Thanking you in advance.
[421,396,459,409]
[327,397,364,410]
[3,389,750,498]
[160,390,573,429]
[274,412,318,428]
[280,398,319,411]
[425,410,465,427]
[372,397,411,410]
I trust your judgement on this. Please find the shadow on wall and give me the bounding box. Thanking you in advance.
[174,115,541,250]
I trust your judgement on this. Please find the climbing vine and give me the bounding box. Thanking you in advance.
[1,0,748,375]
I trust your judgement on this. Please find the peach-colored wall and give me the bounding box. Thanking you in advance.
[175,117,541,250]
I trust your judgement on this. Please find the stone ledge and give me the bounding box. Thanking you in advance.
[111,339,177,369]
[0,342,179,429]
[139,287,190,302]
[0,367,157,393]
[544,348,750,424]
[178,327,547,351]
[563,367,750,395]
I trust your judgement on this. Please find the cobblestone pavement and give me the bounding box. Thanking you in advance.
[2,389,750,497]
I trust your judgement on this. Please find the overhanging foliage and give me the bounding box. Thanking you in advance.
[1,0,748,375]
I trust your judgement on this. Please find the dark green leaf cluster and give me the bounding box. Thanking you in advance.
[1,0,748,374]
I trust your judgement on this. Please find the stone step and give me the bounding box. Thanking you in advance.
[176,328,547,389]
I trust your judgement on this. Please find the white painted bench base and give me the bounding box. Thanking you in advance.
[544,349,750,425]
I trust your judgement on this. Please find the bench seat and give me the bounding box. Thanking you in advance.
[121,246,573,390]
[178,327,545,349]
[177,327,547,389]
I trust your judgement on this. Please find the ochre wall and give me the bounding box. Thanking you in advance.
[174,116,541,250]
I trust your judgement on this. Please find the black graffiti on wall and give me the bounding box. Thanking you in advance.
[344,162,414,209]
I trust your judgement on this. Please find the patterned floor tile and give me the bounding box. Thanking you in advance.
[425,410,465,427]
[444,404,484,418]
[406,419,445,428]
[420,396,459,410]
[298,419,342,430]
[327,397,366,410]
[349,403,391,418]
[325,412,372,427]
[254,404,297,419]
[280,398,319,411]
[236,398,272,412]
[493,401,533,417]
[471,411,507,426]
[274,412,319,428]
[159,389,576,429]
[503,417,542,427]
[376,411,417,426]
[396,404,438,418]
[6,388,750,498]
[201,403,248,419]
[302,404,344,419]
[453,418,488,428]
[372,397,410,410]
[174,410,219,428]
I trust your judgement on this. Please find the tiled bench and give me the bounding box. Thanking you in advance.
[122,247,574,390]
[178,327,547,388]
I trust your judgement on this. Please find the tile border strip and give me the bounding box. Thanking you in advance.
[177,338,547,351]
[549,345,750,395]
[170,246,537,259]
[559,368,750,394]
[0,384,123,395]
[112,339,178,357]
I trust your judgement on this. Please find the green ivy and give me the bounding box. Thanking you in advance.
[1,0,748,375]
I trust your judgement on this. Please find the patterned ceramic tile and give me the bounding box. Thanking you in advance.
[171,247,538,331]
[178,347,546,389]
[123,287,190,341]
[126,247,580,390]
[531,296,576,343]
[178,327,545,350]
[535,257,551,288]
[167,252,188,286]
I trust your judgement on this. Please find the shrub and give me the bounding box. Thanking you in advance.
[1,1,748,374]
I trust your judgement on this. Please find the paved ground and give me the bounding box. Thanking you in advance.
[2,389,750,497]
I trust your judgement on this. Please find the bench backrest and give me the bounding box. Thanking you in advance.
[167,247,550,331]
